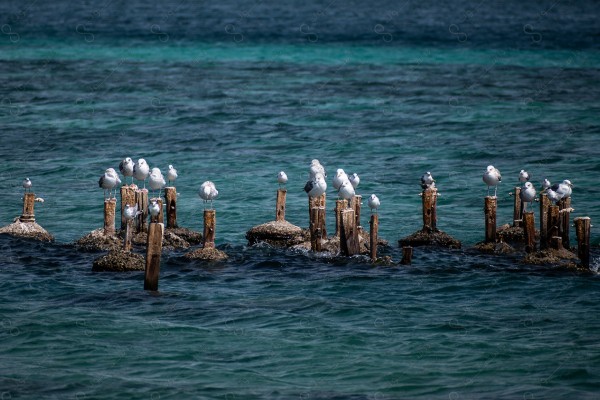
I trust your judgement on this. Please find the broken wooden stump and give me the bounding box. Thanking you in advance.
[523,211,535,253]
[103,198,117,236]
[539,193,549,250]
[422,188,437,232]
[400,246,413,265]
[512,186,522,227]
[351,195,362,229]
[485,196,497,243]
[369,214,378,261]
[120,185,136,230]
[551,236,563,251]
[309,194,327,238]
[123,219,132,252]
[20,192,36,223]
[135,189,149,234]
[185,209,227,261]
[164,187,178,228]
[558,197,572,250]
[276,189,286,222]
[144,222,164,291]
[574,217,591,269]
[340,209,359,256]
[203,209,216,249]
[548,205,560,241]
[335,199,348,237]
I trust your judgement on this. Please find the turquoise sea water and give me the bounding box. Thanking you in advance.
[1,1,599,398]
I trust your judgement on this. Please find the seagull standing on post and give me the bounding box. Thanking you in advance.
[167,165,178,186]
[119,157,134,185]
[519,169,530,184]
[551,179,573,199]
[483,165,502,197]
[304,172,327,198]
[349,173,360,189]
[420,171,435,189]
[148,167,166,197]
[520,182,536,212]
[99,168,120,200]
[22,178,32,193]
[368,194,380,213]
[199,181,218,209]
[133,158,150,189]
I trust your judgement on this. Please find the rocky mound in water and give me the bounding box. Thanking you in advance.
[0,219,54,242]
[92,249,144,272]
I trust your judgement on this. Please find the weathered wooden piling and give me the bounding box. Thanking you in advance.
[203,210,216,249]
[150,198,164,224]
[340,209,359,256]
[103,199,116,236]
[539,193,549,249]
[144,222,164,291]
[20,192,36,223]
[574,217,591,268]
[369,214,378,261]
[351,195,362,228]
[484,196,497,243]
[422,188,437,232]
[559,197,571,250]
[401,246,413,265]
[523,211,535,253]
[120,186,136,230]
[335,199,348,237]
[513,186,522,227]
[551,236,563,251]
[164,187,178,229]
[135,189,149,233]
[309,194,327,237]
[276,189,287,222]
[123,220,132,252]
[310,207,323,252]
[548,205,560,241]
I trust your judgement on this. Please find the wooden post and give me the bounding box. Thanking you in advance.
[422,188,436,232]
[484,196,497,243]
[120,186,136,231]
[123,220,132,252]
[335,200,348,237]
[149,198,164,224]
[351,195,362,228]
[513,186,522,227]
[431,189,438,231]
[19,192,36,223]
[135,189,149,234]
[164,187,178,229]
[103,199,116,236]
[276,189,286,221]
[539,193,549,249]
[523,211,535,253]
[144,222,164,291]
[369,214,378,261]
[574,217,591,268]
[203,209,216,249]
[401,246,413,265]
[340,209,359,256]
[548,205,560,241]
[551,236,563,251]
[310,207,322,252]
[559,197,571,250]
[317,193,326,237]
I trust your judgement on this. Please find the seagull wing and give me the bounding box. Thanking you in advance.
[304,180,314,194]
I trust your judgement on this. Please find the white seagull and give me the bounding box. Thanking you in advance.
[349,173,360,189]
[338,179,355,201]
[483,165,502,197]
[546,188,563,204]
[304,172,327,198]
[133,158,150,188]
[309,159,326,179]
[167,165,178,186]
[277,171,288,188]
[119,157,135,184]
[519,169,530,183]
[148,167,166,196]
[551,179,573,200]
[22,177,32,192]
[367,194,380,213]
[420,171,435,190]
[520,182,536,212]
[149,199,161,219]
[332,169,349,191]
[199,181,219,209]
[541,178,551,192]
[123,204,140,221]
[99,168,121,200]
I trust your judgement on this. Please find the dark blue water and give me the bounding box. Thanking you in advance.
[1,1,599,398]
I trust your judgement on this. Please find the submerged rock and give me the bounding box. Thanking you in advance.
[184,246,228,261]
[522,248,579,267]
[0,219,54,242]
[77,227,202,252]
[75,228,121,252]
[92,249,144,272]
[474,240,516,255]
[399,229,461,249]
[246,220,305,247]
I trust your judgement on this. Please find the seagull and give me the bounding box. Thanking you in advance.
[551,179,573,199]
[123,203,141,221]
[277,171,288,188]
[199,181,218,209]
[483,165,502,197]
[367,194,380,213]
[338,179,355,201]
[133,158,150,188]
[541,178,551,192]
[119,157,134,184]
[304,172,327,198]
[420,171,435,189]
[98,168,121,200]
[148,167,166,197]
[149,199,161,219]
[332,169,349,190]
[309,159,326,179]
[349,173,360,189]
[520,182,536,212]
[519,169,530,183]
[22,178,32,192]
[167,165,178,186]
[546,188,563,204]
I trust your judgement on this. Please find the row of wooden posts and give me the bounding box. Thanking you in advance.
[485,187,591,267]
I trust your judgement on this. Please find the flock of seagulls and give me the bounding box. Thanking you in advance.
[481,165,574,212]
